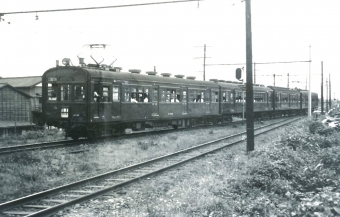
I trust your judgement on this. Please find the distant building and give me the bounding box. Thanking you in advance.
[0,76,42,123]
[0,83,36,135]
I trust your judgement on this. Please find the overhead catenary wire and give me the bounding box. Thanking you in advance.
[0,0,200,16]
[205,60,311,66]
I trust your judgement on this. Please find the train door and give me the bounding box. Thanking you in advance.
[205,88,211,114]
[152,86,159,116]
[111,83,121,117]
[182,87,188,115]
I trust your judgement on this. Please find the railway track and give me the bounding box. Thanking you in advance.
[0,117,301,217]
[0,118,254,155]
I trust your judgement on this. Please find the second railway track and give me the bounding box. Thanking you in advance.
[0,117,301,217]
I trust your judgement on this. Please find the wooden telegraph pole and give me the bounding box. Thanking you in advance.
[245,0,254,152]
[321,61,324,114]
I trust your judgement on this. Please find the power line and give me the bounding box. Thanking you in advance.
[0,0,199,16]
[206,60,311,66]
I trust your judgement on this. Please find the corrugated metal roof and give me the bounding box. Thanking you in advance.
[0,76,41,87]
[0,83,33,98]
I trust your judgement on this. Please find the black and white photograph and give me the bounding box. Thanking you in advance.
[1,0,340,216]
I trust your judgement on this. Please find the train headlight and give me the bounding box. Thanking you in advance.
[62,58,71,66]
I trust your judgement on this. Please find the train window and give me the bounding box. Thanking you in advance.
[268,92,272,102]
[235,92,242,102]
[189,90,196,102]
[153,88,158,102]
[94,84,100,102]
[230,92,234,102]
[254,92,265,102]
[169,89,179,102]
[275,93,280,102]
[61,85,70,101]
[201,92,205,103]
[131,87,137,103]
[124,87,130,102]
[102,86,109,102]
[281,93,288,102]
[48,83,57,101]
[112,86,120,101]
[74,85,85,101]
[144,88,149,102]
[182,90,187,102]
[61,107,69,118]
[211,91,218,102]
[137,87,143,102]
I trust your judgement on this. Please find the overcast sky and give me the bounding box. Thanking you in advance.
[1,0,339,99]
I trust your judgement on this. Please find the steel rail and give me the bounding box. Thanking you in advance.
[0,117,300,216]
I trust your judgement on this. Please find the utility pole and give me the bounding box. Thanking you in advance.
[308,45,312,118]
[326,77,328,112]
[253,62,256,84]
[245,0,254,152]
[287,73,289,88]
[321,61,324,114]
[194,44,211,81]
[329,75,332,109]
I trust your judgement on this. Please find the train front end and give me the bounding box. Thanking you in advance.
[42,62,89,139]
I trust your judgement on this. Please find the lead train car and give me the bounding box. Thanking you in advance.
[42,66,318,140]
[42,66,224,140]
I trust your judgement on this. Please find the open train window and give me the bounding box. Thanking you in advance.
[48,83,57,101]
[61,85,70,101]
[74,85,85,101]
[212,91,219,102]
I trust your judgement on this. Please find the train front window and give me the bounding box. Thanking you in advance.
[74,85,85,101]
[61,107,69,118]
[61,85,70,101]
[48,83,57,101]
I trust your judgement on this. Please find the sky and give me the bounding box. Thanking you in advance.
[1,0,340,99]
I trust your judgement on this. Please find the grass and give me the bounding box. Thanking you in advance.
[62,117,340,217]
[0,128,65,147]
[0,119,273,204]
[4,117,335,217]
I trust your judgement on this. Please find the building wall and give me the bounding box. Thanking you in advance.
[0,86,31,122]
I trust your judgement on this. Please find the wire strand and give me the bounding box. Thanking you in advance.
[1,0,199,15]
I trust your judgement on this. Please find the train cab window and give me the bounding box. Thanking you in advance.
[112,86,120,101]
[48,83,58,101]
[61,85,70,101]
[74,85,85,101]
[61,107,69,118]
[153,88,158,102]
[102,86,109,102]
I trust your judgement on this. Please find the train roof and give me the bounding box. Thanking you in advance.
[267,86,301,94]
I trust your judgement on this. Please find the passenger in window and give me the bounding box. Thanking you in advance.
[94,91,100,102]
[176,94,180,102]
[144,93,149,102]
[131,93,138,103]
